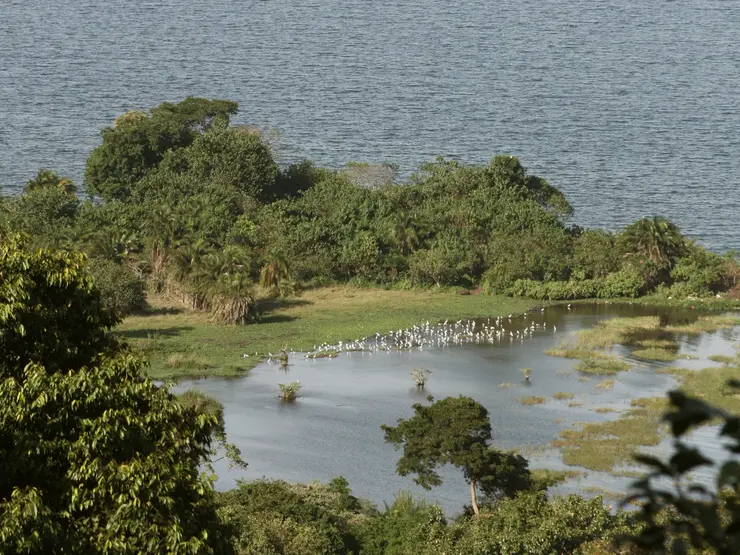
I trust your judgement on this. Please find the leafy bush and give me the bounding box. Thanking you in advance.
[87,257,145,316]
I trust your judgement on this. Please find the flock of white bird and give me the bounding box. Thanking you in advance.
[247,306,572,361]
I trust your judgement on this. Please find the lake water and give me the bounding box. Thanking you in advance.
[2,1,739,251]
[173,305,740,513]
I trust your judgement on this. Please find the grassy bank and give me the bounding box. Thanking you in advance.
[116,287,539,379]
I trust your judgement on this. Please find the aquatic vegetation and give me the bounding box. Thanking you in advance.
[592,407,617,414]
[499,382,519,388]
[553,392,575,400]
[581,486,623,501]
[631,347,679,362]
[519,396,547,405]
[568,402,584,407]
[521,367,532,382]
[595,380,616,390]
[530,469,584,489]
[278,381,302,401]
[545,342,606,359]
[575,356,631,375]
[708,354,737,365]
[553,397,667,472]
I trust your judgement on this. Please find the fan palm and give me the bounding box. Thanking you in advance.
[618,216,686,268]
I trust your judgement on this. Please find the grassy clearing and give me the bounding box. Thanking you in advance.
[553,397,667,472]
[519,396,547,405]
[575,356,631,375]
[631,347,680,362]
[116,288,538,379]
[553,392,575,400]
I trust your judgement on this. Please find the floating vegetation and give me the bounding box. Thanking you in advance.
[576,376,591,382]
[499,382,519,389]
[654,366,691,376]
[278,381,302,401]
[306,350,339,359]
[594,380,616,390]
[575,356,631,375]
[545,343,606,359]
[708,354,737,366]
[631,347,680,361]
[553,392,575,400]
[592,407,617,414]
[553,396,667,472]
[568,402,584,407]
[519,396,547,405]
[521,367,532,382]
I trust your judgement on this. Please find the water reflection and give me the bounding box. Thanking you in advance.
[173,304,739,514]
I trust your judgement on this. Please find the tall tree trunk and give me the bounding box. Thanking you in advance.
[469,480,480,516]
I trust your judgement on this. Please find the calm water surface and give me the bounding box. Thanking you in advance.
[173,305,740,512]
[2,1,739,250]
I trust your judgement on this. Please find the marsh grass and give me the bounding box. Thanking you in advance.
[595,379,615,390]
[545,343,606,359]
[553,396,667,472]
[708,354,737,366]
[654,366,691,376]
[666,316,740,334]
[581,486,623,501]
[592,407,617,413]
[278,381,302,401]
[553,392,575,400]
[499,382,519,388]
[568,402,584,407]
[519,396,547,405]
[631,347,680,362]
[575,356,631,375]
[116,288,537,378]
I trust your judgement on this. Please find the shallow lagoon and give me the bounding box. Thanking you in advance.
[175,304,739,513]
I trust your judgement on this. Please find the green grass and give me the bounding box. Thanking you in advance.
[545,343,607,359]
[116,287,538,379]
[631,347,680,362]
[519,396,547,405]
[575,356,631,375]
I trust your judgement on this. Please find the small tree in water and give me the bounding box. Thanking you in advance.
[521,368,532,382]
[278,381,301,402]
[410,368,431,389]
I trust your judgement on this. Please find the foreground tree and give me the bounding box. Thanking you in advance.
[0,233,234,554]
[382,396,530,515]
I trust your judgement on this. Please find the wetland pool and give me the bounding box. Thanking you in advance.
[174,304,740,513]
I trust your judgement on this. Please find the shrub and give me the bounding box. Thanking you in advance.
[86,257,145,316]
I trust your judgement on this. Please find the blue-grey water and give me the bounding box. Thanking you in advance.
[2,1,739,251]
[172,306,740,513]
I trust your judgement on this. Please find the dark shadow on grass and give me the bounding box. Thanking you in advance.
[139,305,185,316]
[256,298,313,312]
[257,314,299,324]
[115,326,194,339]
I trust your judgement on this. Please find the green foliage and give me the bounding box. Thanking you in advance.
[216,479,365,555]
[0,235,233,554]
[450,491,636,554]
[617,216,687,275]
[87,257,145,316]
[24,168,76,194]
[382,396,531,514]
[1,185,80,246]
[622,382,740,554]
[85,97,238,200]
[571,228,620,279]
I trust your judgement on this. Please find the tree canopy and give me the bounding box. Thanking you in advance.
[0,234,233,554]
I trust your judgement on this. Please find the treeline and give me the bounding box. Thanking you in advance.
[1,97,738,323]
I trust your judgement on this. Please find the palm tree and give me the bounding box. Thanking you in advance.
[617,216,686,268]
[259,254,291,296]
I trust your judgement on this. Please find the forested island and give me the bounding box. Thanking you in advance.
[1,98,739,554]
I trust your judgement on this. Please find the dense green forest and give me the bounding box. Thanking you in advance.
[1,98,739,553]
[1,97,737,323]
